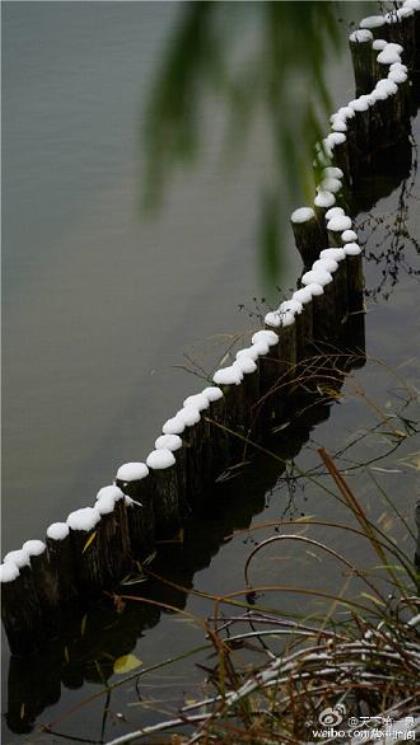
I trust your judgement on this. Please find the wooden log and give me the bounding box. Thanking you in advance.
[319,247,349,325]
[1,555,45,655]
[343,242,364,313]
[155,433,189,515]
[290,207,324,267]
[200,386,229,481]
[278,299,305,361]
[386,7,416,62]
[95,485,131,585]
[115,462,156,560]
[349,29,375,95]
[146,448,181,536]
[45,522,79,606]
[162,406,206,506]
[314,189,336,243]
[21,540,60,631]
[388,64,410,124]
[324,132,351,185]
[212,364,246,453]
[292,286,314,352]
[349,96,372,157]
[66,506,106,594]
[301,267,337,343]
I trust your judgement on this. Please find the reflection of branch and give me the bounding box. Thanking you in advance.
[357,137,420,302]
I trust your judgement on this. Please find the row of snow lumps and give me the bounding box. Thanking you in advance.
[286,7,417,273]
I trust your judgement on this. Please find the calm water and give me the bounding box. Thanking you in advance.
[2,2,419,743]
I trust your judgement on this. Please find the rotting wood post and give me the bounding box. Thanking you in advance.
[292,286,314,353]
[115,462,156,560]
[314,189,336,245]
[319,247,349,327]
[290,207,324,268]
[67,506,106,594]
[349,29,375,95]
[155,433,189,517]
[301,268,337,344]
[146,448,181,537]
[21,540,60,631]
[343,242,364,313]
[45,522,79,607]
[95,486,131,586]
[201,386,229,481]
[162,406,206,509]
[1,556,46,656]
[325,132,352,186]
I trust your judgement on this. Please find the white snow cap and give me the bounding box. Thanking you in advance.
[237,341,270,359]
[312,258,338,274]
[305,282,324,297]
[3,549,31,568]
[327,215,352,232]
[281,309,295,328]
[341,229,358,243]
[323,166,344,179]
[376,78,398,96]
[264,311,281,328]
[360,15,386,29]
[179,405,201,427]
[251,329,278,347]
[116,462,149,482]
[67,507,101,532]
[146,448,176,470]
[325,206,344,220]
[331,119,347,133]
[293,287,313,305]
[314,190,335,209]
[96,486,124,515]
[155,433,183,452]
[404,0,420,10]
[201,386,223,403]
[47,522,70,541]
[22,540,45,557]
[233,356,257,375]
[291,207,315,223]
[213,365,243,386]
[319,177,342,194]
[344,242,362,256]
[279,299,303,315]
[325,132,346,147]
[0,562,20,583]
[301,269,332,287]
[162,414,185,435]
[96,485,124,503]
[377,47,402,66]
[320,248,346,262]
[396,5,415,17]
[183,393,209,412]
[350,95,371,112]
[349,28,373,42]
[372,39,387,51]
[388,68,408,84]
[390,62,408,73]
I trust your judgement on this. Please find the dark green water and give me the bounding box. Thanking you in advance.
[2,3,419,743]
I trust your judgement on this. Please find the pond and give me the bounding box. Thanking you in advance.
[2,2,419,743]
